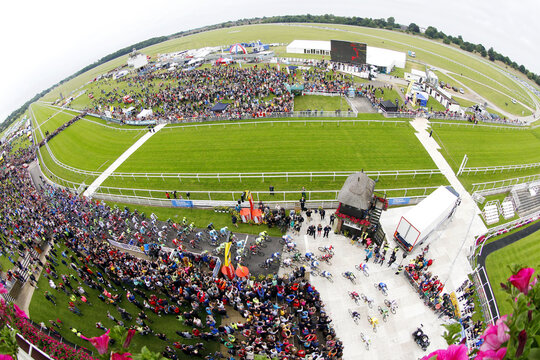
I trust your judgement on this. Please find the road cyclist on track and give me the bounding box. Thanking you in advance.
[318,244,334,254]
[355,262,370,277]
[375,282,388,296]
[384,299,399,314]
[320,270,333,282]
[348,291,361,304]
[342,270,357,284]
[361,293,374,308]
[219,226,229,238]
[378,305,390,322]
[360,332,371,350]
[368,315,379,332]
[255,236,267,248]
[348,309,361,324]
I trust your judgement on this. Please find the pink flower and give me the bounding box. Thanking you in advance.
[111,353,133,360]
[475,347,507,360]
[0,283,8,294]
[81,330,110,355]
[13,304,28,319]
[508,268,535,295]
[479,315,510,351]
[0,355,14,360]
[421,344,468,360]
[123,329,136,348]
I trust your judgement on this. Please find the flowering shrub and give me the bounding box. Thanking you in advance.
[423,266,539,359]
[0,301,96,360]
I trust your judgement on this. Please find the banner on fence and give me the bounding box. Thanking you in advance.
[388,197,411,206]
[171,199,194,208]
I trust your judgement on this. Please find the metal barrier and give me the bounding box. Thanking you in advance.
[471,174,540,195]
[471,267,500,325]
[461,162,540,176]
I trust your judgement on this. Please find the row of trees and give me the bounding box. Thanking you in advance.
[2,14,539,131]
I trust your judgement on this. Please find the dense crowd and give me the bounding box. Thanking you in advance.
[0,145,342,359]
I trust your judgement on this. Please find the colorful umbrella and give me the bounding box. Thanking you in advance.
[221,263,235,280]
[235,265,250,278]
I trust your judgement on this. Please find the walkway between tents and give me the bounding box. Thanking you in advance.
[408,117,487,288]
[83,124,166,198]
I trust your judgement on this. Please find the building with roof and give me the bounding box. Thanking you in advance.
[286,40,406,73]
[334,172,388,244]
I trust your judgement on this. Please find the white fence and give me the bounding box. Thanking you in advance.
[471,267,500,325]
[471,174,540,195]
[461,162,540,176]
[106,168,442,182]
[430,121,529,130]
[94,184,440,202]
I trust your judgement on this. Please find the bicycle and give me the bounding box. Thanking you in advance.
[355,263,370,277]
[189,239,201,250]
[378,306,390,322]
[259,258,275,269]
[320,271,333,283]
[342,271,356,285]
[374,282,388,296]
[360,332,371,350]
[367,316,378,333]
[361,293,374,309]
[318,253,332,265]
[318,245,334,255]
[348,291,361,305]
[384,299,398,314]
[348,309,361,325]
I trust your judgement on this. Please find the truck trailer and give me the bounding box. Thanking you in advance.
[394,186,460,252]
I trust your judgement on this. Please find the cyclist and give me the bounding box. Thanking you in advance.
[270,252,281,260]
[378,282,388,292]
[209,228,218,238]
[195,232,203,241]
[255,237,265,247]
[282,234,293,243]
[350,291,360,301]
[358,262,369,272]
[182,217,188,226]
[305,252,315,261]
[368,316,379,327]
[249,244,259,253]
[310,260,320,269]
[286,241,297,251]
[282,258,292,267]
[344,271,355,279]
[350,310,361,321]
[259,230,268,239]
[220,226,229,237]
[264,257,274,267]
[321,270,332,278]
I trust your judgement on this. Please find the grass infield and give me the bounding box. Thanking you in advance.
[485,230,540,316]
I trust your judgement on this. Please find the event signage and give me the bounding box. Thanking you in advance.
[330,40,367,64]
[388,197,411,206]
[171,199,194,208]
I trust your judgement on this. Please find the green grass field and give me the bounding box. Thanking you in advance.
[452,96,478,108]
[293,95,351,111]
[451,74,532,117]
[485,230,540,316]
[95,120,445,197]
[38,23,537,117]
[39,117,146,185]
[432,125,540,170]
[29,242,219,359]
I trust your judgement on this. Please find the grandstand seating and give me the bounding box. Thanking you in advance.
[482,203,500,225]
[511,183,540,216]
[501,199,515,220]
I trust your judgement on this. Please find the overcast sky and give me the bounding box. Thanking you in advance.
[1,0,538,123]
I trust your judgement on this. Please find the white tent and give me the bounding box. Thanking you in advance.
[137,109,153,119]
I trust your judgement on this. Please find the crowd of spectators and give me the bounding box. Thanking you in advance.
[0,145,342,359]
[403,249,457,320]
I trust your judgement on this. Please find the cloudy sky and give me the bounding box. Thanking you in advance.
[1,0,538,123]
